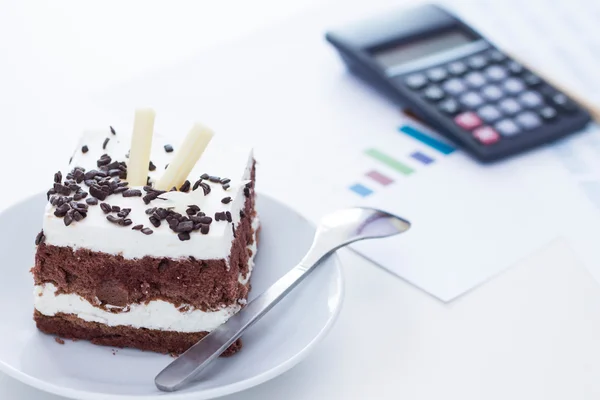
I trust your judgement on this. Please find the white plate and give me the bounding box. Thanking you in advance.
[0,193,344,399]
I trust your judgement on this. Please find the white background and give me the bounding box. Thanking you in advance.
[2,0,600,399]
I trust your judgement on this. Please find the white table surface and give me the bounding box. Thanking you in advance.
[2,1,600,399]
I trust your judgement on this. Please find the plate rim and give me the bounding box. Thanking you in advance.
[0,191,345,400]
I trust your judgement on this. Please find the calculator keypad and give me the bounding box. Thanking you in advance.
[401,47,581,148]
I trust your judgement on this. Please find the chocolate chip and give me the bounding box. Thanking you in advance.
[54,171,62,184]
[193,222,202,230]
[100,203,112,214]
[72,210,84,222]
[149,161,156,171]
[97,154,112,167]
[192,179,203,191]
[220,178,230,184]
[86,197,98,205]
[201,173,209,180]
[214,212,223,221]
[106,215,121,224]
[186,208,196,216]
[113,187,128,194]
[179,180,191,192]
[141,227,153,235]
[156,208,169,219]
[200,182,211,195]
[108,169,121,177]
[222,183,230,190]
[225,211,232,222]
[123,189,142,197]
[121,219,133,226]
[149,216,161,228]
[200,224,210,234]
[84,179,95,187]
[209,176,220,183]
[199,216,212,224]
[46,189,56,200]
[53,183,71,196]
[73,192,85,201]
[132,224,143,230]
[64,213,74,226]
[145,207,157,215]
[176,221,194,233]
[143,192,158,204]
[103,137,110,150]
[221,196,232,204]
[35,230,45,245]
[89,185,108,201]
[178,232,190,241]
[164,144,174,153]
[110,206,120,213]
[82,145,89,153]
[54,204,70,218]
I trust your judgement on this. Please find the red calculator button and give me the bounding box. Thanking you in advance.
[454,112,482,130]
[473,126,500,145]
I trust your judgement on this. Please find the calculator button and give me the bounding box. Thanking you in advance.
[506,61,524,74]
[465,71,487,88]
[426,67,448,82]
[442,78,467,95]
[473,126,501,145]
[498,98,522,115]
[438,98,461,115]
[551,93,577,112]
[502,78,525,94]
[447,61,468,75]
[518,90,544,108]
[515,111,542,130]
[459,91,485,108]
[539,106,558,120]
[487,49,506,62]
[522,72,542,86]
[481,84,504,101]
[404,73,428,90]
[484,65,508,82]
[495,119,521,137]
[477,105,503,122]
[422,85,445,101]
[454,112,483,130]
[467,54,488,69]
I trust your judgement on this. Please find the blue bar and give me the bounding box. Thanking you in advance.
[399,125,456,155]
[349,183,373,197]
[410,151,434,165]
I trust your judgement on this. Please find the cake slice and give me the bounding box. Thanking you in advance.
[32,126,258,355]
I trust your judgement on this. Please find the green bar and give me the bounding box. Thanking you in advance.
[365,148,414,176]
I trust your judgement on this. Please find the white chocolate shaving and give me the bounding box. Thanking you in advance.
[127,108,156,186]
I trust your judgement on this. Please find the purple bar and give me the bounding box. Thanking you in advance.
[366,170,394,186]
[410,151,434,165]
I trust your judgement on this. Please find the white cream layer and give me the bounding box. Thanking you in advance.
[34,283,240,333]
[43,129,254,260]
[35,219,259,333]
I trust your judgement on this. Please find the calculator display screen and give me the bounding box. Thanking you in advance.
[371,30,474,69]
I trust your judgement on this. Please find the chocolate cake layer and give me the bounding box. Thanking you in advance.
[34,311,241,356]
[32,196,256,311]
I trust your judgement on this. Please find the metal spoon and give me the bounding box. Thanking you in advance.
[155,207,411,392]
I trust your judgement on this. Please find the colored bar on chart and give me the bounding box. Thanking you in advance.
[366,170,394,186]
[399,125,456,155]
[410,151,434,165]
[365,148,414,176]
[349,183,373,197]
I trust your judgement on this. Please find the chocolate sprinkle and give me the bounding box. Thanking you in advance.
[179,180,191,192]
[54,171,62,184]
[53,183,71,196]
[54,204,70,218]
[221,196,232,204]
[82,145,89,153]
[86,197,98,206]
[35,230,45,245]
[132,224,143,230]
[143,192,159,204]
[123,189,142,197]
[121,218,133,226]
[100,203,112,214]
[97,154,112,167]
[208,176,220,183]
[176,221,194,233]
[141,227,153,235]
[110,126,116,135]
[178,232,190,241]
[200,224,210,234]
[149,161,156,171]
[145,207,157,215]
[64,213,74,226]
[103,137,110,150]
[149,216,161,228]
[220,178,230,184]
[106,215,121,224]
[111,205,121,212]
[222,183,230,190]
[200,182,211,195]
[113,187,128,194]
[89,185,108,201]
[72,210,84,222]
[201,173,209,180]
[192,179,202,191]
[225,211,232,223]
[240,210,245,218]
[47,189,56,200]
[164,144,174,153]
[199,216,212,224]
[232,223,236,238]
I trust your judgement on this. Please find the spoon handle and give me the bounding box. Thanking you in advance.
[154,247,328,392]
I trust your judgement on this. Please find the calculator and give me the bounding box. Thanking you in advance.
[325,4,591,162]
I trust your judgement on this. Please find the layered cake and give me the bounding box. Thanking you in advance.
[32,112,258,355]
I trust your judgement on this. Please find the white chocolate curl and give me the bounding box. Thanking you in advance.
[155,123,214,190]
[127,108,156,186]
